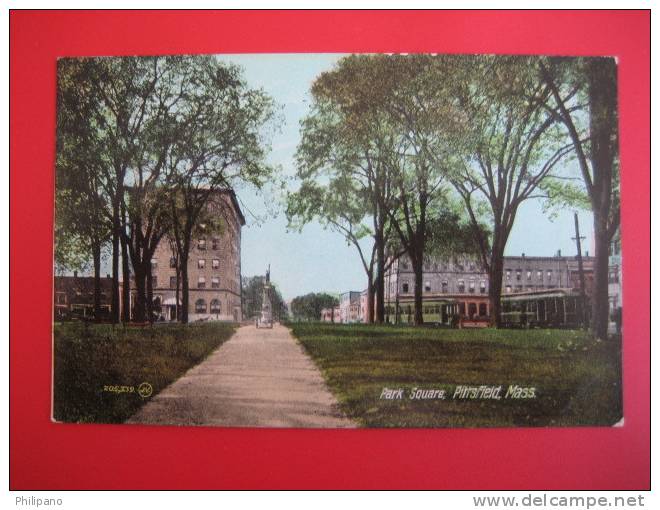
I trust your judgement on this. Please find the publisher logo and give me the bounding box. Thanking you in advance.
[137,382,153,398]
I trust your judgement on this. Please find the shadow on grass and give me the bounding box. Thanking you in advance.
[287,322,622,428]
[53,322,237,424]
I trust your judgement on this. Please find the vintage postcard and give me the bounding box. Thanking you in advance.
[52,53,622,428]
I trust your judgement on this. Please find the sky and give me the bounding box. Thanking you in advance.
[214,54,595,301]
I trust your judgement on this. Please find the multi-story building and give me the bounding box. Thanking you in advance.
[339,291,361,323]
[53,272,120,321]
[320,306,341,323]
[149,189,245,322]
[502,251,594,296]
[383,252,595,323]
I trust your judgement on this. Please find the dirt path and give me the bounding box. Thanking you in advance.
[126,323,355,428]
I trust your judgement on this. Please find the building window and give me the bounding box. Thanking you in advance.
[458,280,465,293]
[506,285,512,293]
[457,263,465,271]
[211,277,220,289]
[169,257,176,268]
[151,259,157,271]
[506,270,511,280]
[210,299,221,314]
[56,292,66,305]
[547,270,553,281]
[424,281,431,292]
[479,303,488,316]
[401,262,408,270]
[195,299,206,313]
[151,276,158,288]
[402,282,409,293]
[480,280,486,293]
[198,238,206,250]
[198,259,206,269]
[527,270,532,280]
[198,276,206,289]
[441,281,448,293]
[212,259,220,269]
[516,270,522,281]
[212,238,220,250]
[469,280,475,293]
[170,276,177,288]
[537,270,542,280]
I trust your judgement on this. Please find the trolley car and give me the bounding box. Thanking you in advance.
[501,288,588,328]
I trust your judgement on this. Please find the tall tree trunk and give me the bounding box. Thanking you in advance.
[180,252,190,324]
[92,241,101,322]
[121,234,131,322]
[111,204,120,324]
[146,269,154,324]
[592,210,610,339]
[375,233,385,324]
[411,250,424,326]
[133,269,146,322]
[175,263,181,322]
[588,58,618,340]
[488,252,505,328]
[366,272,375,324]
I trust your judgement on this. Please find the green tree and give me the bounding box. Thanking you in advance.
[161,57,277,323]
[56,56,278,324]
[56,59,113,320]
[57,57,167,322]
[354,55,465,326]
[539,57,620,339]
[290,293,339,322]
[242,275,286,321]
[402,55,575,327]
[289,56,401,323]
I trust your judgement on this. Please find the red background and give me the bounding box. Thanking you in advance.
[10,10,650,490]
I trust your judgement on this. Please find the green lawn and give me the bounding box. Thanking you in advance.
[53,322,237,424]
[288,323,622,428]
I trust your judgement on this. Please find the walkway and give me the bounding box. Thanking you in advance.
[127,323,355,428]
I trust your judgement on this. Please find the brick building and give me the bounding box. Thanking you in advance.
[339,291,361,323]
[149,189,245,322]
[320,306,341,322]
[383,252,595,323]
[53,273,119,321]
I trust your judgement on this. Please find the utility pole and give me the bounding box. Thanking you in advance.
[572,212,587,328]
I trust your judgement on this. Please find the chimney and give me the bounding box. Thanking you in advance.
[521,252,525,258]
[556,249,562,257]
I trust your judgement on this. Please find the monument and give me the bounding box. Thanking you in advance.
[256,265,273,329]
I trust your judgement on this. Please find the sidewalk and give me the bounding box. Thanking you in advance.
[127,323,356,428]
